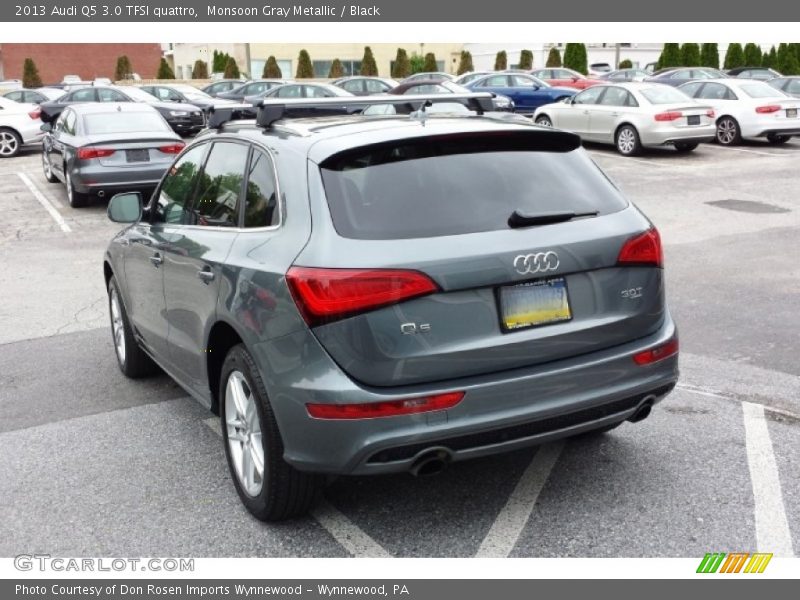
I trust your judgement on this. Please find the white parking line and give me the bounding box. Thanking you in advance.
[703,145,783,157]
[742,401,795,557]
[587,151,670,168]
[475,441,564,557]
[16,172,71,233]
[311,500,393,558]
[203,416,392,557]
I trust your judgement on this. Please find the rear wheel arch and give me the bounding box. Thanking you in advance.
[206,321,247,414]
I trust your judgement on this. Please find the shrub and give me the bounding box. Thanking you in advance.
[700,43,719,69]
[422,52,438,72]
[114,55,133,81]
[157,58,175,79]
[618,59,633,69]
[563,43,588,75]
[743,43,763,67]
[545,47,562,68]
[328,59,345,78]
[409,53,425,74]
[777,43,800,75]
[360,47,378,76]
[456,50,474,75]
[762,46,777,68]
[519,49,533,70]
[22,58,42,88]
[494,51,507,71]
[296,50,314,78]
[680,43,701,67]
[191,60,208,79]
[392,49,411,79]
[723,43,744,70]
[223,56,240,78]
[263,56,282,78]
[657,44,681,70]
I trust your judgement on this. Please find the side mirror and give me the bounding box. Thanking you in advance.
[40,123,52,132]
[107,192,143,223]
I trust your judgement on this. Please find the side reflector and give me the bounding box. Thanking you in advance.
[633,337,679,366]
[306,392,465,419]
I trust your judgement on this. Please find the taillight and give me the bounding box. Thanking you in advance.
[28,109,41,120]
[617,228,663,268]
[286,267,439,325]
[633,337,679,366]
[77,147,115,160]
[654,111,682,121]
[755,105,781,114]
[307,392,465,419]
[158,143,185,154]
[706,109,715,118]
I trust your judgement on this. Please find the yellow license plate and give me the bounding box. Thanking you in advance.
[499,277,572,331]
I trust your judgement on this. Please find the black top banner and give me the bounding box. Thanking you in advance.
[2,0,797,22]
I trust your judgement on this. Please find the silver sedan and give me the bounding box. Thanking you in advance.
[533,82,716,155]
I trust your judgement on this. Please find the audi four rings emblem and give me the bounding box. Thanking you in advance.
[513,251,560,275]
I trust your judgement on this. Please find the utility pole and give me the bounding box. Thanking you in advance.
[615,43,621,69]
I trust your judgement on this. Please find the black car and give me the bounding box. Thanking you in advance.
[767,76,800,98]
[726,67,782,81]
[644,67,728,87]
[216,80,288,102]
[330,76,398,96]
[200,79,246,97]
[39,86,205,135]
[138,83,236,112]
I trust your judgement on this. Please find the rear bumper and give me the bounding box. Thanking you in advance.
[751,127,800,138]
[70,162,168,195]
[254,314,679,475]
[641,125,716,147]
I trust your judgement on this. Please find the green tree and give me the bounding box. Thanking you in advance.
[263,56,282,78]
[114,55,133,81]
[743,43,762,66]
[191,60,208,79]
[296,49,314,78]
[392,48,411,79]
[422,52,438,72]
[618,59,633,69]
[700,43,720,69]
[519,49,533,70]
[545,47,562,67]
[762,46,776,68]
[212,50,225,73]
[409,53,425,74]
[223,56,240,79]
[777,43,800,75]
[680,43,701,67]
[791,43,800,69]
[456,50,474,75]
[723,43,745,69]
[22,58,42,88]
[563,43,588,75]
[657,43,681,70]
[360,46,378,76]
[494,50,507,71]
[157,58,175,79]
[328,58,345,78]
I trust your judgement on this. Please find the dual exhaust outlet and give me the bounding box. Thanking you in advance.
[407,394,658,478]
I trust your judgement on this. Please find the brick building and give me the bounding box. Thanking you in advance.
[0,44,163,83]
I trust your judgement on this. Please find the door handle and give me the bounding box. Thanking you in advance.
[610,112,620,117]
[149,253,163,267]
[197,268,215,284]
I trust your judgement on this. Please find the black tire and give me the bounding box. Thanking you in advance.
[767,134,790,145]
[42,151,58,183]
[615,125,642,156]
[674,142,699,153]
[535,115,553,127]
[715,116,742,146]
[220,344,324,521]
[65,167,89,208]
[0,127,22,158]
[107,276,159,378]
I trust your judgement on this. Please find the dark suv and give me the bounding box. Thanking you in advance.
[104,94,679,521]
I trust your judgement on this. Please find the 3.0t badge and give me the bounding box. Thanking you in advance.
[513,251,560,275]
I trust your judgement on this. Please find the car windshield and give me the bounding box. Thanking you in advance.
[83,111,170,134]
[118,87,158,102]
[739,82,784,98]
[320,133,627,240]
[640,86,692,104]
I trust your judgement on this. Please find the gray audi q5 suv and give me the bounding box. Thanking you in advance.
[104,94,679,521]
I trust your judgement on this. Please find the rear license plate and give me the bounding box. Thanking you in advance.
[787,108,797,119]
[499,277,572,332]
[126,149,149,163]
[687,115,700,125]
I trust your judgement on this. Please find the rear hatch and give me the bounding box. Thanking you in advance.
[291,130,665,387]
[80,111,184,167]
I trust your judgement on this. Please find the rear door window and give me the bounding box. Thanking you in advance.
[189,141,249,227]
[320,133,627,240]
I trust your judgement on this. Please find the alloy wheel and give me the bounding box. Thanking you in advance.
[66,171,73,203]
[109,288,126,365]
[717,119,737,145]
[0,131,19,157]
[536,116,552,127]
[225,371,264,498]
[42,153,52,178]
[617,128,636,154]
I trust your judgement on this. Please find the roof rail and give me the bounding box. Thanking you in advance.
[206,92,497,130]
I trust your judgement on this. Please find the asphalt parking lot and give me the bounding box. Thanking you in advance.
[1,139,798,558]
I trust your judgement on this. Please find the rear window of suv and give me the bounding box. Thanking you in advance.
[319,132,627,240]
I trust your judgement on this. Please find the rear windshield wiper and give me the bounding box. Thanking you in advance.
[508,209,599,228]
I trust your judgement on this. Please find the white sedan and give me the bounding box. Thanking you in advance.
[533,82,716,156]
[0,96,44,158]
[678,78,800,145]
